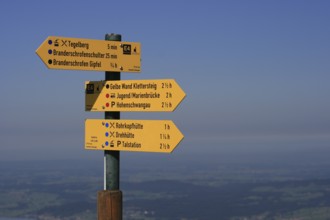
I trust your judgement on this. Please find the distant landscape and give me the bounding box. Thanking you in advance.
[1,146,330,220]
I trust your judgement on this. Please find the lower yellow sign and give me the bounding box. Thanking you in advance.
[85,119,184,153]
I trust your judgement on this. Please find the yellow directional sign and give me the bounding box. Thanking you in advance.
[85,119,184,153]
[85,79,186,112]
[36,36,141,72]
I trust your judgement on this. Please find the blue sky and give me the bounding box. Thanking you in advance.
[0,0,329,161]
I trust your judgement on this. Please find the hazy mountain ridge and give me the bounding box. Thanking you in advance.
[2,158,330,219]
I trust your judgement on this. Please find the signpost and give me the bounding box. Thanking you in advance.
[85,79,186,112]
[85,119,184,153]
[36,36,141,72]
[36,34,185,220]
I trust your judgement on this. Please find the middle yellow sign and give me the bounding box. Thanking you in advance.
[85,79,186,112]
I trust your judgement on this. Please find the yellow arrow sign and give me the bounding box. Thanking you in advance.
[85,79,186,112]
[85,119,184,153]
[36,36,141,72]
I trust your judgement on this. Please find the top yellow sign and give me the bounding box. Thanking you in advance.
[36,36,141,72]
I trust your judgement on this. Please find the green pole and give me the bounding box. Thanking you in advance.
[97,33,122,220]
[104,33,121,190]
